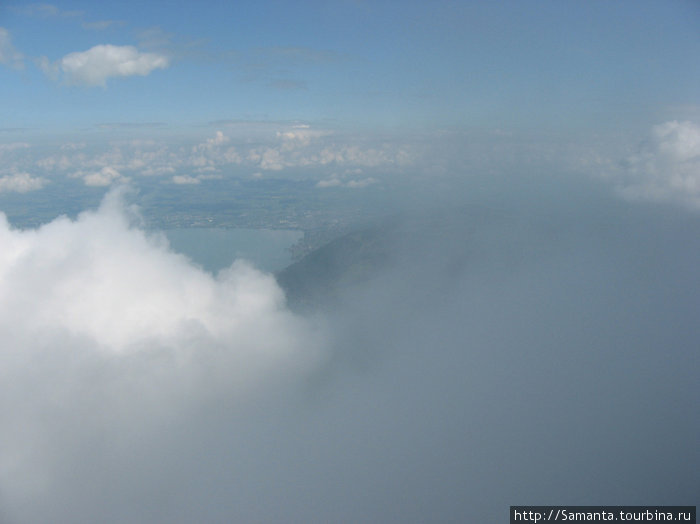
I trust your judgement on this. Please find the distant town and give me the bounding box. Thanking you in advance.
[0,175,393,260]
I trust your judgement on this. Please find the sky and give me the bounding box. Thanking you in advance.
[1,0,699,132]
[0,1,699,209]
[0,2,699,523]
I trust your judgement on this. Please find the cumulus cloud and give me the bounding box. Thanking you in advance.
[72,166,127,186]
[317,175,377,188]
[277,125,331,149]
[188,131,241,172]
[316,176,342,188]
[345,177,377,188]
[209,130,229,146]
[171,174,201,184]
[245,127,413,172]
[0,188,323,522]
[45,44,169,86]
[0,188,314,355]
[7,127,416,188]
[0,142,30,153]
[0,28,24,69]
[0,172,47,193]
[615,120,700,209]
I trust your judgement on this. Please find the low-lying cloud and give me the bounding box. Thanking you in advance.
[0,188,324,522]
[71,165,128,187]
[0,172,47,193]
[17,127,415,189]
[0,179,697,523]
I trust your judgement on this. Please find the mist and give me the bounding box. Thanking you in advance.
[1,176,698,523]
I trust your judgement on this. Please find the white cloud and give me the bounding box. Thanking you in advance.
[345,177,377,188]
[0,142,30,153]
[259,147,285,170]
[246,127,414,172]
[206,130,228,147]
[0,172,47,193]
[82,19,125,31]
[51,44,169,87]
[188,131,241,171]
[0,189,315,355]
[198,173,223,180]
[73,166,127,186]
[316,177,342,188]
[17,3,60,16]
[172,174,200,185]
[277,127,331,150]
[316,176,377,189]
[36,54,59,80]
[0,28,24,69]
[142,165,175,176]
[36,152,76,171]
[0,175,697,522]
[652,120,700,162]
[0,190,324,521]
[12,3,82,18]
[7,129,416,187]
[615,121,700,209]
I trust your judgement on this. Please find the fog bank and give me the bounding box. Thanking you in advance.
[0,181,698,523]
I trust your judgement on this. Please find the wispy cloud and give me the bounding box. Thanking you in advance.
[82,19,125,31]
[137,26,208,62]
[251,46,341,66]
[233,45,345,90]
[0,28,25,70]
[13,3,122,31]
[11,3,83,19]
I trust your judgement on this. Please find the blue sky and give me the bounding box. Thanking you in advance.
[1,1,699,207]
[2,0,699,132]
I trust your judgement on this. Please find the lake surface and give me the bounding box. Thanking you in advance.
[163,228,303,274]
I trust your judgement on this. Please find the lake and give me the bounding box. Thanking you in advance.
[163,228,303,274]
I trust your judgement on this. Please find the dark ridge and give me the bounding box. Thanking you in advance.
[276,226,394,310]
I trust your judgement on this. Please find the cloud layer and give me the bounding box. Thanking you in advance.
[0,181,697,522]
[7,126,415,190]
